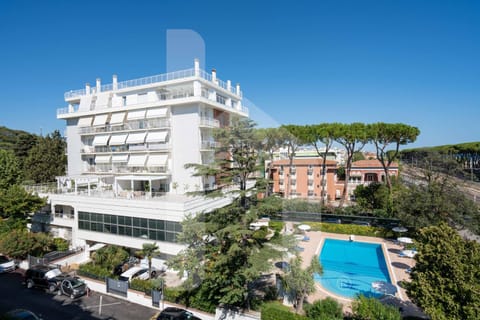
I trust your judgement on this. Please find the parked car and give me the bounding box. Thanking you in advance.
[114,256,140,276]
[323,218,342,224]
[118,266,150,282]
[5,309,42,320]
[57,277,88,299]
[0,255,15,273]
[155,307,201,320]
[24,265,66,292]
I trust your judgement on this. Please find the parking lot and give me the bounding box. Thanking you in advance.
[0,270,159,320]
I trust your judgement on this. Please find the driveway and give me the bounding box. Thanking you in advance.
[0,270,158,320]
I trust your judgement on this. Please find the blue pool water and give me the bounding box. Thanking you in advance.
[315,239,391,299]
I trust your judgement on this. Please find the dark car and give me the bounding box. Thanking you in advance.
[5,309,42,320]
[323,218,341,224]
[24,265,66,293]
[156,307,201,320]
[57,277,88,299]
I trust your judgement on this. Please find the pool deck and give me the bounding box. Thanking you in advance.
[292,228,415,309]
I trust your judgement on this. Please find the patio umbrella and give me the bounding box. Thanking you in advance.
[397,237,413,244]
[298,224,311,231]
[392,226,408,233]
[371,281,398,296]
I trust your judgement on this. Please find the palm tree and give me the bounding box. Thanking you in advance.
[138,243,160,277]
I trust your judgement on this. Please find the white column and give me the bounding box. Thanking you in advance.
[85,83,91,95]
[194,58,200,76]
[236,83,241,96]
[212,69,217,84]
[96,78,101,93]
[227,80,231,91]
[112,74,118,90]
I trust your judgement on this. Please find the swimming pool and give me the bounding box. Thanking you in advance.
[315,238,392,299]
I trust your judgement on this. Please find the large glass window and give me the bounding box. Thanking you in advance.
[78,211,181,243]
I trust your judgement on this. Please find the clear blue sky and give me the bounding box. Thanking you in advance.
[1,0,479,149]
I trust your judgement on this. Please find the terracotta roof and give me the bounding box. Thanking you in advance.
[271,158,337,166]
[352,159,398,168]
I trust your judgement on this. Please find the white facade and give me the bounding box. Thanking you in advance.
[39,59,248,255]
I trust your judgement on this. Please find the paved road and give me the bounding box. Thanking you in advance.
[0,271,159,320]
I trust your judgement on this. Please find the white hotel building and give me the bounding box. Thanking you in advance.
[35,59,248,256]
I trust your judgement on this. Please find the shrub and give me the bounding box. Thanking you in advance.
[305,298,343,320]
[78,262,111,280]
[52,237,69,251]
[261,302,308,320]
[351,295,401,320]
[306,222,391,238]
[269,221,284,234]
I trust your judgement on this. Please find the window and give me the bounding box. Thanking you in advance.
[77,211,181,243]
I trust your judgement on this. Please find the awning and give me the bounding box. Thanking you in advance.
[146,131,168,143]
[146,154,168,167]
[109,133,128,145]
[127,109,146,120]
[78,95,93,112]
[89,243,106,251]
[112,154,129,163]
[92,135,110,146]
[127,154,147,167]
[109,112,126,125]
[146,108,168,118]
[92,114,109,126]
[126,132,146,144]
[95,155,111,163]
[78,117,93,127]
[115,175,168,181]
[95,93,110,109]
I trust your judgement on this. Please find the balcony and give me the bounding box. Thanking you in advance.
[199,117,220,128]
[200,141,220,151]
[78,119,170,135]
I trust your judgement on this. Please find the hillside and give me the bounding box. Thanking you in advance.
[0,126,36,151]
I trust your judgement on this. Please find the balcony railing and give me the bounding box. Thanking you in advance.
[199,117,220,128]
[200,141,220,150]
[78,119,170,135]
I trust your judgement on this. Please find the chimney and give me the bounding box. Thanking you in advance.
[96,78,101,93]
[212,68,217,84]
[194,58,200,76]
[112,74,118,90]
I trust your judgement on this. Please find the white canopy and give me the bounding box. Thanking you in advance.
[146,154,168,167]
[146,131,168,143]
[127,154,147,167]
[112,154,129,163]
[298,224,311,231]
[92,135,110,146]
[78,95,92,112]
[95,155,111,163]
[94,93,111,109]
[397,237,414,244]
[109,112,126,125]
[92,114,109,126]
[126,132,147,144]
[109,133,128,145]
[127,109,146,120]
[78,117,93,127]
[146,107,168,118]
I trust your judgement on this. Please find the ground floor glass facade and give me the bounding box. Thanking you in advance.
[78,211,182,243]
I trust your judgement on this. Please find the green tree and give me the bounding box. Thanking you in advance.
[91,245,130,272]
[354,182,390,214]
[0,149,22,190]
[301,123,340,205]
[304,297,343,320]
[24,130,66,183]
[351,295,401,320]
[255,127,284,196]
[0,229,56,259]
[0,185,46,220]
[335,123,368,206]
[137,242,160,277]
[368,122,420,191]
[283,255,323,313]
[13,132,38,173]
[186,118,261,208]
[407,224,480,320]
[280,125,306,199]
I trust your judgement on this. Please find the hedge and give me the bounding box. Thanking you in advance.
[261,302,308,320]
[305,222,393,238]
[78,263,111,280]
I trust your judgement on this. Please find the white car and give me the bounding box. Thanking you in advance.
[118,266,150,282]
[0,255,15,273]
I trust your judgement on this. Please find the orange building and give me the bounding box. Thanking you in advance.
[269,158,337,200]
[270,158,399,201]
